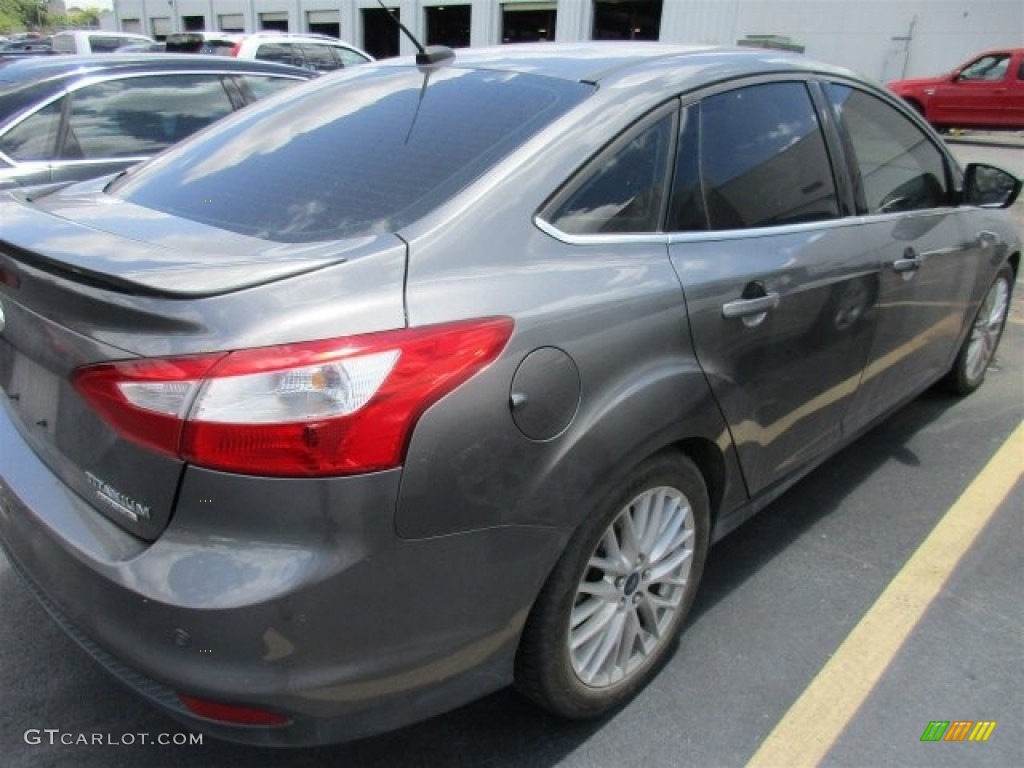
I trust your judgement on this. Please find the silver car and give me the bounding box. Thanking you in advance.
[0,43,1019,745]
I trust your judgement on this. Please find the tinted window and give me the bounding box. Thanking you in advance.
[667,105,706,231]
[254,43,303,68]
[91,36,132,53]
[68,75,235,159]
[337,48,370,67]
[301,44,341,73]
[700,82,839,230]
[238,75,302,101]
[0,99,63,161]
[51,35,75,53]
[826,84,949,214]
[113,69,592,242]
[547,110,674,235]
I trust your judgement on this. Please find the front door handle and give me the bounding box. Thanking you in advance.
[892,247,921,273]
[722,292,780,319]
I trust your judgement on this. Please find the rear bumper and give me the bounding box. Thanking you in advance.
[0,400,565,745]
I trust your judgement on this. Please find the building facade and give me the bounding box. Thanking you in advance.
[106,0,1023,81]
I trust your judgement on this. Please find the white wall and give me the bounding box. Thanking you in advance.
[110,0,1023,82]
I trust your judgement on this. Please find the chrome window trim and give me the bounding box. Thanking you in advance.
[536,206,959,247]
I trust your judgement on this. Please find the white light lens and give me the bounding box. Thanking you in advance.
[190,350,400,424]
[118,380,199,417]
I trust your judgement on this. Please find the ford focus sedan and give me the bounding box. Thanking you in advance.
[0,43,1019,746]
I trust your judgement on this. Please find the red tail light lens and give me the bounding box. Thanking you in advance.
[179,694,291,726]
[73,318,513,477]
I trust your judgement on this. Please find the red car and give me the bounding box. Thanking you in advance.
[887,48,1024,130]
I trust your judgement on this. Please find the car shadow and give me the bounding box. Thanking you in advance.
[0,388,971,768]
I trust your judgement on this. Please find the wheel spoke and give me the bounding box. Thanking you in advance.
[571,601,618,650]
[577,577,619,603]
[579,610,626,682]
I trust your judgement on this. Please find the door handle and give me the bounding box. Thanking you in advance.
[722,292,780,319]
[892,247,921,273]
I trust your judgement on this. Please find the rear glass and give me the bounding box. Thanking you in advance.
[112,67,592,242]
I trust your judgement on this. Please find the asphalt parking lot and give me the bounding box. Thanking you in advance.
[0,140,1021,768]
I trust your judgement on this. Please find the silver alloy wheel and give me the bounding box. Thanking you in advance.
[964,274,1010,383]
[569,485,695,688]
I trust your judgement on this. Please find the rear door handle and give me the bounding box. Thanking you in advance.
[722,292,780,319]
[892,247,921,273]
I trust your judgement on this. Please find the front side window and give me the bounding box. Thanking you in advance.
[545,110,674,235]
[68,75,235,159]
[0,99,63,161]
[826,84,949,214]
[113,68,592,242]
[958,54,1010,82]
[698,82,840,230]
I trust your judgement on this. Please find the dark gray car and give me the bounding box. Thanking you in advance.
[0,43,1019,746]
[0,54,314,190]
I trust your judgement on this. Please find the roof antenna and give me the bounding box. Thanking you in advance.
[376,1,455,67]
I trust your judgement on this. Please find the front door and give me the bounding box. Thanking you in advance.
[667,82,878,495]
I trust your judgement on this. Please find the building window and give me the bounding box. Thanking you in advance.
[502,3,556,43]
[592,0,663,41]
[150,17,171,41]
[425,5,471,48]
[260,12,289,32]
[181,15,204,32]
[308,10,340,38]
[121,17,142,34]
[362,7,401,59]
[219,14,244,33]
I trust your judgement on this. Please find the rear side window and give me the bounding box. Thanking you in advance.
[237,75,303,101]
[113,68,592,242]
[545,109,675,235]
[254,43,303,68]
[51,34,76,53]
[698,82,840,230]
[0,100,62,161]
[67,75,235,158]
[300,44,341,73]
[825,84,949,214]
[90,36,132,53]
[338,48,371,67]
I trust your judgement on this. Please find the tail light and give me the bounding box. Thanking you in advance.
[228,41,241,57]
[179,694,291,726]
[72,318,513,477]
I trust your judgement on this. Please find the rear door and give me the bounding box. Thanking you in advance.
[667,80,878,495]
[822,83,975,433]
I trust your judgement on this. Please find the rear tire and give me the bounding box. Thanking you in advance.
[943,263,1013,395]
[515,452,710,718]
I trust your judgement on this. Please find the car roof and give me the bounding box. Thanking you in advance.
[0,53,313,86]
[418,42,858,87]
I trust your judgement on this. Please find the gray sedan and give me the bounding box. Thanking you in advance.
[0,42,1019,746]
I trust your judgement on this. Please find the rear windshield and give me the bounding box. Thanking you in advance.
[111,66,592,242]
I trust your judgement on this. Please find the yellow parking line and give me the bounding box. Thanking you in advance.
[747,421,1024,768]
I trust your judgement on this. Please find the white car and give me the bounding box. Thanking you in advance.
[229,32,372,73]
[51,30,156,54]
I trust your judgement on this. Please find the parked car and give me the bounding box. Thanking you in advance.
[228,31,372,72]
[0,43,1019,746]
[0,38,53,54]
[0,54,315,189]
[51,30,157,54]
[888,48,1024,129]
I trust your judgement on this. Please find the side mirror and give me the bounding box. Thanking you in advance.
[963,163,1022,209]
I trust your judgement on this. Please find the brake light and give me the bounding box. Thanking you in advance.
[228,41,241,57]
[72,318,513,477]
